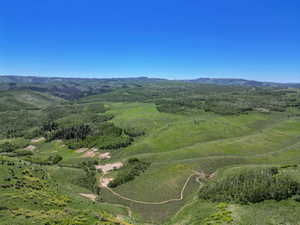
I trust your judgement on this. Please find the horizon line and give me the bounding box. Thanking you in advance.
[0,74,300,84]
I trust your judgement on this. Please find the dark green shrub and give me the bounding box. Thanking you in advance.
[47,154,63,165]
[124,128,145,137]
[280,164,298,169]
[292,195,300,202]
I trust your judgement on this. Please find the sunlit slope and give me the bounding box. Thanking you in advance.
[107,102,297,158]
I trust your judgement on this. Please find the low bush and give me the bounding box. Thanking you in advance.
[203,203,234,225]
[280,164,298,169]
[124,128,145,137]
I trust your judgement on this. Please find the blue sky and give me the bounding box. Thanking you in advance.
[0,0,300,82]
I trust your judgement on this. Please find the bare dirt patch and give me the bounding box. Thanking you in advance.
[91,147,98,152]
[75,148,88,153]
[24,145,36,151]
[95,162,123,174]
[31,137,45,143]
[100,177,114,187]
[79,193,97,201]
[208,172,216,179]
[99,152,111,160]
[81,150,96,158]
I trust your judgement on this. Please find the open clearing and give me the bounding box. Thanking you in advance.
[99,152,111,159]
[31,137,45,143]
[24,145,36,151]
[96,162,124,174]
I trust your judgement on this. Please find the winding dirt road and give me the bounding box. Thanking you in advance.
[101,172,200,205]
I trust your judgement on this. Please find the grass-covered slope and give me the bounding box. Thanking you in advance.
[0,90,64,112]
[167,166,300,225]
[0,156,133,225]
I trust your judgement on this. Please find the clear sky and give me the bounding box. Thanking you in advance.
[0,0,300,82]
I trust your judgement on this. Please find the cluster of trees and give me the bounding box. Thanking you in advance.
[155,88,300,115]
[0,101,110,139]
[203,101,252,115]
[71,135,133,150]
[41,121,58,132]
[26,154,63,165]
[37,104,136,150]
[60,122,134,150]
[48,124,91,141]
[156,99,204,114]
[199,167,300,203]
[0,140,33,157]
[109,158,151,188]
[77,159,100,193]
[0,142,16,153]
[0,110,42,138]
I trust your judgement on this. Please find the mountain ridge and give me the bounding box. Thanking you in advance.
[0,75,299,88]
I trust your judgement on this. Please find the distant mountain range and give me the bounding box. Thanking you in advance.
[0,75,163,83]
[184,78,300,88]
[0,75,299,88]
